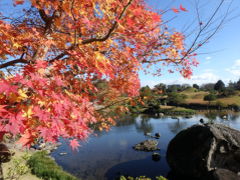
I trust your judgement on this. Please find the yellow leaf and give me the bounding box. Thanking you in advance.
[37,68,45,75]
[37,100,46,107]
[13,43,21,48]
[23,107,33,118]
[70,113,77,119]
[18,89,28,100]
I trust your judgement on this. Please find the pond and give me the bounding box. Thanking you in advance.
[51,111,240,180]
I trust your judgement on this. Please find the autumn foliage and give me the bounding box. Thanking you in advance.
[0,0,197,149]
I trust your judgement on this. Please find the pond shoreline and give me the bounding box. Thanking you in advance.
[50,112,240,180]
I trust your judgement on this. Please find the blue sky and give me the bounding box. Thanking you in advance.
[1,0,240,87]
[140,0,240,87]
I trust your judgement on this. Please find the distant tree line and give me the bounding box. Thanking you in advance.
[138,78,240,107]
[141,78,240,96]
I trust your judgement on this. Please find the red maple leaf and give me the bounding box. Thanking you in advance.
[152,13,160,22]
[180,5,188,12]
[126,18,134,27]
[35,60,48,69]
[0,80,18,95]
[17,131,34,147]
[70,139,80,150]
[0,105,7,114]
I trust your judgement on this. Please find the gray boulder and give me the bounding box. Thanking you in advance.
[133,139,159,151]
[210,169,240,180]
[167,123,240,178]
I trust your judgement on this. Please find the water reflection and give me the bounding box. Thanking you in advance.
[51,112,240,180]
[115,115,136,127]
[168,119,188,134]
[135,115,153,134]
[204,111,218,121]
[105,156,168,180]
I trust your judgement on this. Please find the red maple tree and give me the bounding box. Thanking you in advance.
[0,0,226,150]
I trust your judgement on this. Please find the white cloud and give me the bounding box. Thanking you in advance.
[203,69,215,73]
[226,59,240,76]
[140,79,158,88]
[203,57,212,64]
[145,72,220,86]
[234,59,240,66]
[177,72,219,85]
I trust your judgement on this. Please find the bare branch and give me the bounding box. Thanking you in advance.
[179,0,225,62]
[0,59,28,69]
[82,0,133,44]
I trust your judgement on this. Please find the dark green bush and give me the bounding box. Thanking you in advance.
[167,92,187,105]
[203,93,217,102]
[27,151,79,180]
[219,89,237,97]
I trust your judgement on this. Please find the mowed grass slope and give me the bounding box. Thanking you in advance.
[180,88,240,106]
[180,88,208,104]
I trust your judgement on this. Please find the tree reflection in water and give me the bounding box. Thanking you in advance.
[204,111,218,123]
[168,119,188,134]
[135,115,153,134]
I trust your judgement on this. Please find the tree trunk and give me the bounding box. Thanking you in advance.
[0,163,4,180]
[0,143,12,180]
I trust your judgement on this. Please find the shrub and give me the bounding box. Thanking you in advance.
[6,153,31,180]
[203,93,217,102]
[220,89,237,97]
[229,103,240,112]
[167,92,187,105]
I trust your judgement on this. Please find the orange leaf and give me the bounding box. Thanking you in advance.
[14,0,24,5]
[172,8,180,13]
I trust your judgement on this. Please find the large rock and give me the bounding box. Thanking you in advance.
[166,123,240,178]
[210,169,240,180]
[133,139,159,151]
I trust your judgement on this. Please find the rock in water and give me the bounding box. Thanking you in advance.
[152,152,161,161]
[166,123,240,178]
[199,118,204,124]
[155,133,161,138]
[133,139,159,151]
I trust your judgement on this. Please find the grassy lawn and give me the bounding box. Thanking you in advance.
[28,151,79,180]
[217,96,240,106]
[180,90,240,106]
[2,147,79,180]
[180,90,208,104]
[159,105,196,114]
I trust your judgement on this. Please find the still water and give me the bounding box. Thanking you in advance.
[51,112,240,180]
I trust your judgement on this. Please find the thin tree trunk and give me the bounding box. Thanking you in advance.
[0,163,4,180]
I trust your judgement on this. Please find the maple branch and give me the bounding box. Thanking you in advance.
[49,0,133,63]
[96,97,130,112]
[48,45,76,63]
[82,0,133,44]
[0,59,28,69]
[39,9,49,23]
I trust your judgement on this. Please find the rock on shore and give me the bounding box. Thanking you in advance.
[167,123,240,179]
